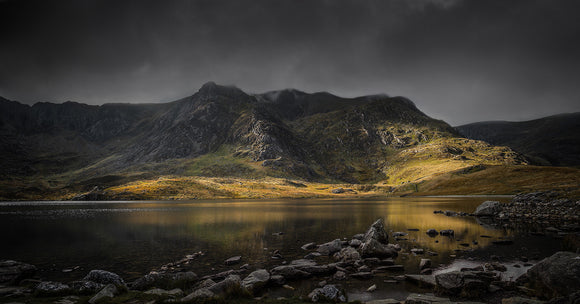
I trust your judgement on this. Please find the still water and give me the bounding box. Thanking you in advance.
[0,197,564,300]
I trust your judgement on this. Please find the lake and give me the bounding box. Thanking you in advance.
[0,197,564,301]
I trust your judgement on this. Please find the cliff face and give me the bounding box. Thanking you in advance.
[0,82,531,199]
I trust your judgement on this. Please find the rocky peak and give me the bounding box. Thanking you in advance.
[196,82,251,103]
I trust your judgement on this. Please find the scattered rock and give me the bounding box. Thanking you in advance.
[0,260,37,286]
[405,293,453,304]
[474,201,503,216]
[301,242,317,250]
[333,271,347,281]
[426,229,438,236]
[308,284,346,302]
[333,246,361,263]
[144,288,183,297]
[225,256,242,266]
[131,271,198,291]
[181,288,214,301]
[439,230,454,236]
[420,259,432,270]
[207,274,242,296]
[405,274,436,288]
[435,271,498,298]
[35,281,71,296]
[411,248,424,255]
[317,239,343,255]
[83,270,125,286]
[88,284,118,304]
[241,269,269,294]
[367,284,377,292]
[349,239,362,247]
[350,272,373,280]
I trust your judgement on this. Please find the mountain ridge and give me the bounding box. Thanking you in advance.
[1,83,577,200]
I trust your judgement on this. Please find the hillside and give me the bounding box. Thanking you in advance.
[456,113,580,166]
[1,83,577,200]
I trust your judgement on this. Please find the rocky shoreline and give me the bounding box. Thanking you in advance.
[1,193,579,304]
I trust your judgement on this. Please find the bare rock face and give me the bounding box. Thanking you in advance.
[0,260,37,286]
[525,251,580,299]
[359,219,397,258]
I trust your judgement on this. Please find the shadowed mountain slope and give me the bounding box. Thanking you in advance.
[456,113,580,166]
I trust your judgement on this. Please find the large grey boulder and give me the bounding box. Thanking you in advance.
[359,219,397,258]
[0,260,37,285]
[525,251,580,299]
[308,284,346,302]
[241,269,270,293]
[83,269,125,286]
[474,201,503,216]
[181,288,214,301]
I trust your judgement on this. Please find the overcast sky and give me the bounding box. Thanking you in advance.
[1,0,579,125]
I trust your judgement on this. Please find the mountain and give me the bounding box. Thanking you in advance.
[1,82,576,200]
[456,113,580,166]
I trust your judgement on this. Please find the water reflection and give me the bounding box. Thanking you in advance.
[0,197,516,282]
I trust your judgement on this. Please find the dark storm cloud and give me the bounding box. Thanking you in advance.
[1,0,579,125]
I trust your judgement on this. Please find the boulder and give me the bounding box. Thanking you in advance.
[225,256,242,266]
[525,251,580,299]
[333,247,361,263]
[501,297,546,304]
[349,239,362,247]
[301,242,317,250]
[207,274,241,296]
[131,271,198,290]
[420,259,432,270]
[308,284,346,302]
[435,271,498,298]
[144,288,184,297]
[317,239,343,255]
[426,229,438,236]
[363,219,389,244]
[474,201,503,216]
[181,288,214,301]
[405,274,436,288]
[70,280,105,294]
[0,260,37,286]
[83,270,125,286]
[89,284,118,304]
[241,269,269,293]
[35,281,71,296]
[405,293,454,304]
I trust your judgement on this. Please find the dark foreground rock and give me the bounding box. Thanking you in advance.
[524,251,580,299]
[308,284,346,302]
[435,271,498,298]
[0,260,37,286]
[360,219,398,258]
[83,269,125,286]
[131,271,198,290]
